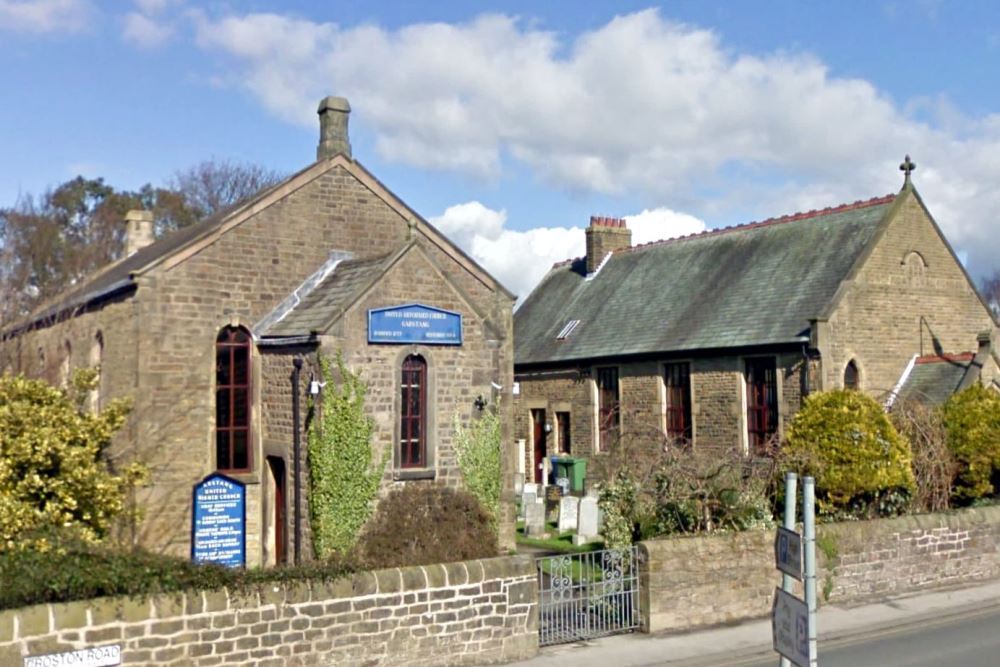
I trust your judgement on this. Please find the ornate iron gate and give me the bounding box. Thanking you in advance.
[536,546,640,646]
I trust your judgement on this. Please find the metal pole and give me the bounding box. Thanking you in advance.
[292,357,303,566]
[803,476,817,667]
[779,472,798,667]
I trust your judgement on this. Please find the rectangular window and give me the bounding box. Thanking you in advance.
[664,362,692,444]
[556,411,571,453]
[745,357,778,456]
[596,367,620,451]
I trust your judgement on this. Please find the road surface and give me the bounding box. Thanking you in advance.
[730,605,1000,667]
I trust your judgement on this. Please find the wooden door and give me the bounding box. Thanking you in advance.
[532,409,547,484]
[267,456,287,565]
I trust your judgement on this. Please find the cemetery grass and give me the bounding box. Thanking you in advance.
[515,520,604,554]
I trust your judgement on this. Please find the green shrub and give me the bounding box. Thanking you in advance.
[942,384,1000,502]
[356,485,498,569]
[308,353,387,559]
[453,405,501,528]
[0,528,357,610]
[783,389,914,518]
[599,472,639,548]
[0,372,144,551]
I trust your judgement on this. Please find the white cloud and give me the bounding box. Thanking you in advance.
[189,8,1000,278]
[0,0,91,33]
[122,11,171,47]
[430,201,706,300]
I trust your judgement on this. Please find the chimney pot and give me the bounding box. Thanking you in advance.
[317,96,352,160]
[124,210,154,257]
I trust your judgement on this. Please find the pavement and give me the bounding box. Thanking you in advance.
[502,579,1000,667]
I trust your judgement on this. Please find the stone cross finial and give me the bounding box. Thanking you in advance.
[899,155,916,186]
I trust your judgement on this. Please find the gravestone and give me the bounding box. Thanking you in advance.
[523,482,538,496]
[519,490,536,518]
[573,496,600,545]
[558,496,580,533]
[545,484,562,523]
[524,499,546,537]
[513,473,524,496]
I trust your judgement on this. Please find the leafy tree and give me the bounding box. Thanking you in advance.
[942,384,1000,502]
[783,389,915,518]
[453,405,502,528]
[0,371,144,551]
[307,353,387,558]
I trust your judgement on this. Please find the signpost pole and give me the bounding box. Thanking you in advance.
[779,471,798,667]
[803,476,818,667]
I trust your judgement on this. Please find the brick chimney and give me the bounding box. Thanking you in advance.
[316,96,352,160]
[585,216,631,274]
[124,210,154,257]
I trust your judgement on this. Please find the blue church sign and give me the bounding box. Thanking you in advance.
[368,303,463,345]
[191,473,246,568]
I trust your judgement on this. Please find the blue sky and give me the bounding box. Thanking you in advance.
[3,1,1000,298]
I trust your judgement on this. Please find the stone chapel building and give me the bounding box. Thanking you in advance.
[0,97,517,564]
[513,161,999,484]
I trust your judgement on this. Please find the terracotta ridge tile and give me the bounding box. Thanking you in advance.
[915,352,975,364]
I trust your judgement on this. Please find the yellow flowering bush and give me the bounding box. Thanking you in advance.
[0,371,144,551]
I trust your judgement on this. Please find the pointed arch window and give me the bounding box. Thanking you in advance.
[216,326,252,473]
[400,355,427,468]
[844,360,860,390]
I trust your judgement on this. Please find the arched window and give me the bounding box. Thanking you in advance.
[89,331,103,412]
[844,360,860,390]
[60,340,72,388]
[400,355,427,468]
[216,327,252,472]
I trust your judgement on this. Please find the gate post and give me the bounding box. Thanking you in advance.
[637,541,651,633]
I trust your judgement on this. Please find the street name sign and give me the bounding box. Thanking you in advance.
[24,645,121,667]
[772,587,809,667]
[774,525,803,580]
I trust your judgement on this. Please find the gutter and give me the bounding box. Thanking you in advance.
[257,335,319,347]
[1,277,136,340]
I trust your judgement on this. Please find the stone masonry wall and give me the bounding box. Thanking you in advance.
[640,505,1000,633]
[823,191,997,395]
[0,556,538,667]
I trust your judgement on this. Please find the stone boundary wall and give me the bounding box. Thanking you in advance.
[0,556,538,667]
[640,505,1000,633]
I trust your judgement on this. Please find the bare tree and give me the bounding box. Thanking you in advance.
[980,269,1000,318]
[166,158,284,226]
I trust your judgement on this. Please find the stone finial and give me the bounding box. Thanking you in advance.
[900,154,916,187]
[317,96,352,160]
[124,210,154,257]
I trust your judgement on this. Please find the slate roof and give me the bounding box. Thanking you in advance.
[257,252,396,337]
[895,353,975,406]
[515,194,897,365]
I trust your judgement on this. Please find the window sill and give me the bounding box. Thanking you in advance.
[215,469,260,485]
[393,468,436,481]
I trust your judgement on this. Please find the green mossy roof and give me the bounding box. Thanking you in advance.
[515,195,896,365]
[897,356,973,406]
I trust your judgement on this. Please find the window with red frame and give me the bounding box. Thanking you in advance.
[664,362,692,444]
[216,327,252,472]
[745,357,778,456]
[400,355,427,468]
[596,367,619,451]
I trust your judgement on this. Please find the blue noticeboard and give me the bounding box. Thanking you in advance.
[191,473,246,568]
[368,303,462,345]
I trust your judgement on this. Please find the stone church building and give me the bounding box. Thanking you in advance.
[513,162,999,483]
[0,97,517,564]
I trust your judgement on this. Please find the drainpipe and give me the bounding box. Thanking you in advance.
[292,357,303,565]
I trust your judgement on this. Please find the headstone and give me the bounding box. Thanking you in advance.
[513,472,525,496]
[555,476,570,495]
[545,484,562,523]
[523,482,538,496]
[519,490,536,518]
[524,499,546,537]
[558,496,580,533]
[573,496,600,545]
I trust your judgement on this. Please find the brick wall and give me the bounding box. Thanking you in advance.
[0,556,538,667]
[640,505,1000,633]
